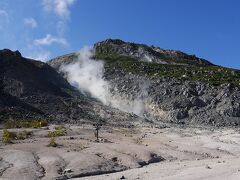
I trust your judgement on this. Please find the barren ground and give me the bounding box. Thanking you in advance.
[0,125,240,180]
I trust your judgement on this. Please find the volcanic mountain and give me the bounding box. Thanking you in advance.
[49,39,240,127]
[0,39,240,127]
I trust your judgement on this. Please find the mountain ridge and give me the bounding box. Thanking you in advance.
[0,38,240,127]
[48,39,240,127]
[49,39,240,87]
[94,39,214,66]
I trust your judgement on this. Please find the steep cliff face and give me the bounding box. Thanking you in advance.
[49,39,240,127]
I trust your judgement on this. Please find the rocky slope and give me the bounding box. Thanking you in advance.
[104,69,240,126]
[0,49,142,127]
[94,39,213,66]
[49,39,240,127]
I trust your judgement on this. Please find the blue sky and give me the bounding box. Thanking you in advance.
[0,0,239,69]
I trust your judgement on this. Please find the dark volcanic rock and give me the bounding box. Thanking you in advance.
[0,49,22,60]
[0,49,143,127]
[0,49,78,122]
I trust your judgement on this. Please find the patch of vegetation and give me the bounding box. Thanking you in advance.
[99,53,240,87]
[47,125,67,137]
[2,129,33,143]
[47,137,58,147]
[4,119,48,129]
[17,130,33,140]
[95,53,137,62]
[95,39,211,66]
[2,129,17,143]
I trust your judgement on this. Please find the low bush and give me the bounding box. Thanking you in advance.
[47,137,58,147]
[2,129,17,143]
[17,130,33,140]
[4,120,48,129]
[2,129,33,143]
[47,125,67,137]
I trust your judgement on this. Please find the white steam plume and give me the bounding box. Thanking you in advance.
[60,47,148,116]
[60,46,109,104]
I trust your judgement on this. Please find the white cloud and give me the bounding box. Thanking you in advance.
[34,34,68,46]
[57,20,67,35]
[24,17,38,28]
[26,51,51,62]
[0,10,7,17]
[26,42,51,62]
[33,52,50,61]
[42,0,76,20]
[41,1,75,45]
[0,10,9,29]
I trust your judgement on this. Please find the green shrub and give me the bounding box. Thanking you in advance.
[17,130,33,140]
[103,56,240,87]
[47,137,58,147]
[2,129,17,143]
[4,120,48,129]
[47,125,67,137]
[2,129,33,143]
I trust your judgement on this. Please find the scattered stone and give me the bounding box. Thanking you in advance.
[205,165,211,169]
[63,168,73,174]
[112,157,118,162]
[120,175,126,179]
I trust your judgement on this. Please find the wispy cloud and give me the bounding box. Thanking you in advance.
[28,1,75,61]
[0,9,9,30]
[42,0,76,20]
[39,0,75,50]
[27,51,51,61]
[26,43,51,61]
[24,17,38,28]
[0,10,8,18]
[34,34,68,46]
[26,42,51,62]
